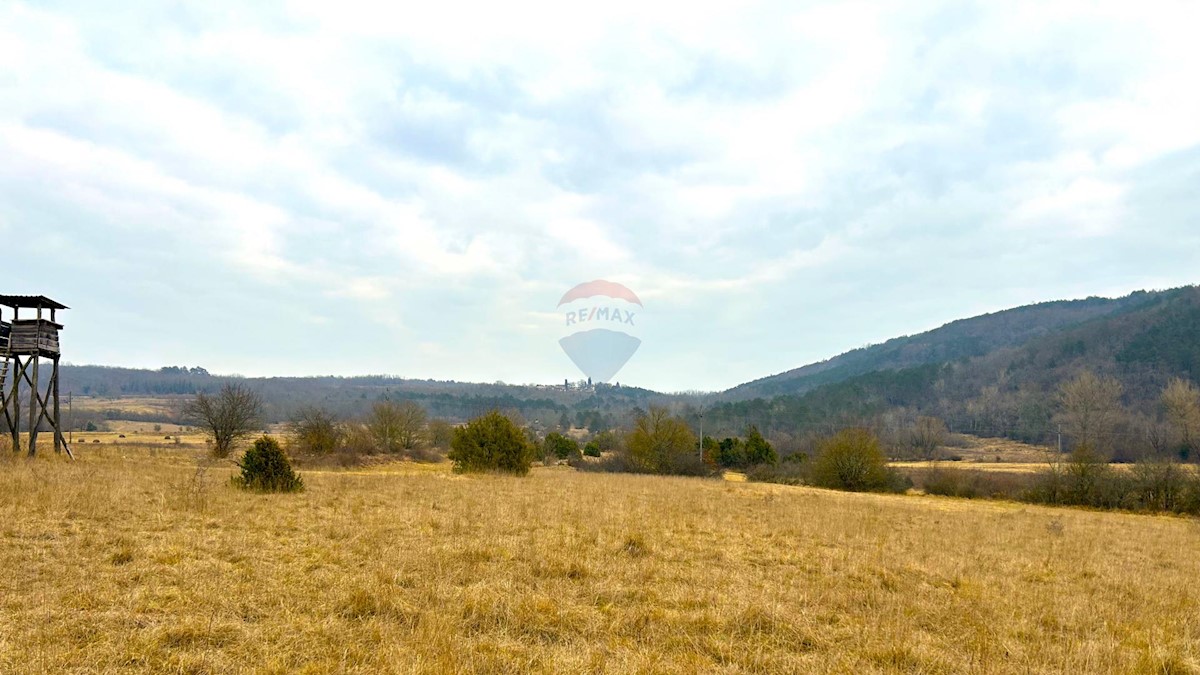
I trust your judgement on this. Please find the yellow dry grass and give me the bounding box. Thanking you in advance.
[947,436,1060,464]
[892,461,1050,474]
[1,448,1199,674]
[70,396,183,418]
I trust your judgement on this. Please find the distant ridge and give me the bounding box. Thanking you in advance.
[723,288,1186,401]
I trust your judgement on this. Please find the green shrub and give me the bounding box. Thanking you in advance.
[705,427,777,469]
[448,411,537,475]
[591,430,622,453]
[809,428,907,493]
[583,441,601,457]
[543,432,580,461]
[743,426,778,466]
[716,437,745,468]
[233,436,303,493]
[627,407,704,475]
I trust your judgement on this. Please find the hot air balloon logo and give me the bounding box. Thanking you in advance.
[557,280,642,383]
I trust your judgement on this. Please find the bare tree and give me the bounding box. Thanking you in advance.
[184,383,264,458]
[909,416,947,459]
[368,400,427,453]
[1161,378,1200,459]
[1056,370,1123,454]
[427,418,455,450]
[289,405,344,455]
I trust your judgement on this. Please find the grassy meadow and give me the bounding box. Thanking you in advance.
[1,444,1198,674]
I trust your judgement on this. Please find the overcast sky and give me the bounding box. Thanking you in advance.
[3,1,1199,392]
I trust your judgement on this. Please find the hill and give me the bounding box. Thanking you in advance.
[724,288,1182,400]
[702,286,1200,455]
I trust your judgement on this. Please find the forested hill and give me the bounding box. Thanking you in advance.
[723,288,1183,401]
[700,285,1200,451]
[58,366,668,429]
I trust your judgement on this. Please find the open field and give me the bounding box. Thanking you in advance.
[944,436,1059,464]
[892,461,1051,474]
[2,447,1198,673]
[69,396,187,419]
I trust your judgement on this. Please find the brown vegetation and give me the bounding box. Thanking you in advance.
[1,447,1198,672]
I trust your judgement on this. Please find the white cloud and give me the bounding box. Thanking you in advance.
[2,0,1199,389]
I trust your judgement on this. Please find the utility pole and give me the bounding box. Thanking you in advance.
[68,391,72,445]
[698,409,704,460]
[1057,424,1063,454]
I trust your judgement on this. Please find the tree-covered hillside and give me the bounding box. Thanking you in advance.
[724,288,1182,400]
[701,286,1200,459]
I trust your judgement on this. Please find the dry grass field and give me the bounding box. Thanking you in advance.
[2,446,1199,674]
[947,436,1060,464]
[69,397,186,419]
[891,461,1051,474]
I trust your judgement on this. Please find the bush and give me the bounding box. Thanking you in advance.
[569,450,716,475]
[627,407,703,475]
[809,428,908,493]
[588,429,619,451]
[915,467,1034,500]
[233,436,303,493]
[1178,471,1200,515]
[369,400,428,453]
[704,428,777,469]
[543,432,580,461]
[570,451,647,474]
[448,411,537,475]
[745,461,807,486]
[288,406,344,455]
[1022,458,1200,514]
[583,441,601,457]
[743,426,778,466]
[715,437,745,468]
[427,419,455,450]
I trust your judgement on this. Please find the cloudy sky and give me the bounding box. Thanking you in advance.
[3,1,1198,392]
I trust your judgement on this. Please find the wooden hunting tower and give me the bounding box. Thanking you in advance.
[0,295,72,458]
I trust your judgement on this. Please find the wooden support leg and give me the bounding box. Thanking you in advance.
[0,358,12,450]
[53,358,61,454]
[26,381,73,460]
[28,355,38,457]
[11,356,19,454]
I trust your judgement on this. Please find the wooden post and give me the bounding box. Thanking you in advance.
[28,352,38,457]
[10,355,18,454]
[53,357,61,454]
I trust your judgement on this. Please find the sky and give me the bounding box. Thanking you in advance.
[3,1,1199,392]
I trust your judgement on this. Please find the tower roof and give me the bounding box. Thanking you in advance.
[0,295,69,310]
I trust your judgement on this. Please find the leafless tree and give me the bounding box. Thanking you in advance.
[289,405,344,455]
[369,400,427,453]
[1162,377,1200,458]
[909,416,947,459]
[183,383,264,458]
[1056,370,1123,454]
